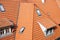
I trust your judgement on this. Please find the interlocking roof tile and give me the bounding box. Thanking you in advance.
[0,18,13,28]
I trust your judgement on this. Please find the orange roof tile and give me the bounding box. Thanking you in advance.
[56,0,60,8]
[0,18,13,28]
[34,6,56,29]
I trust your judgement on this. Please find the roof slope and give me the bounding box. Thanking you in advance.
[0,18,13,28]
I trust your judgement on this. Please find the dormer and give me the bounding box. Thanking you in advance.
[0,18,14,38]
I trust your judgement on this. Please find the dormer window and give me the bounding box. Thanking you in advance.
[0,27,12,38]
[0,4,5,12]
[45,28,54,36]
[0,29,4,36]
[0,18,14,38]
[37,22,54,37]
[55,37,60,40]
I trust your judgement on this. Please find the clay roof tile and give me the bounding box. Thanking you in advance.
[0,18,13,28]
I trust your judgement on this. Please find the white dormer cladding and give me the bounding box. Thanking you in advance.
[37,22,54,37]
[0,27,12,38]
[9,28,11,33]
[0,4,5,12]
[4,29,6,35]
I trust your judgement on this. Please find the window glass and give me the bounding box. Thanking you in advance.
[0,4,5,12]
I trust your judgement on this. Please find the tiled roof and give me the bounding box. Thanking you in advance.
[56,0,60,8]
[0,18,13,28]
